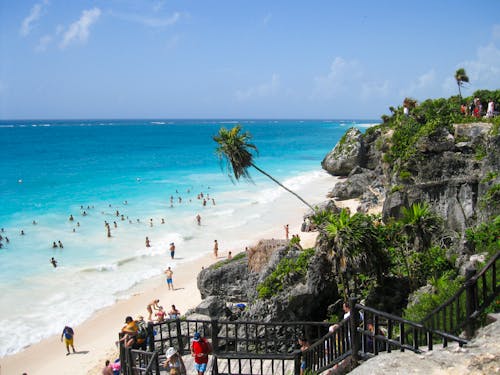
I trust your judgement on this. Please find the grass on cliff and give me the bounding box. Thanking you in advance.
[369,89,500,164]
[211,251,246,270]
[256,248,315,299]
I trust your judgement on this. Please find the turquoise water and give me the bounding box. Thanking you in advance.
[0,119,376,356]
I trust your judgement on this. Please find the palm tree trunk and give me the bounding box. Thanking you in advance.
[457,83,462,99]
[251,162,316,212]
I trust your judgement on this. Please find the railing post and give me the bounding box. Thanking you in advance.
[465,267,477,339]
[293,349,302,375]
[211,319,219,353]
[175,318,184,355]
[349,296,360,364]
[147,322,155,352]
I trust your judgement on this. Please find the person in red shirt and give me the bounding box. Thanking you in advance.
[190,332,210,374]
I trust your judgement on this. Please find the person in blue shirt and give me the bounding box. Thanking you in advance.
[61,326,76,355]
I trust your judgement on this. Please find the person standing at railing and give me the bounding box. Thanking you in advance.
[298,336,310,375]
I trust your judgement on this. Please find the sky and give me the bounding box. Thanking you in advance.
[0,0,499,120]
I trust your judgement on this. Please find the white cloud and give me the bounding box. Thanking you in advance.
[152,1,167,13]
[362,80,390,99]
[400,69,436,98]
[111,11,182,28]
[35,35,52,52]
[60,8,101,49]
[442,30,500,95]
[235,74,280,101]
[313,57,363,99]
[20,0,49,36]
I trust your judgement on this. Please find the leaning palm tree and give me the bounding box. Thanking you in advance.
[454,68,469,98]
[213,125,315,211]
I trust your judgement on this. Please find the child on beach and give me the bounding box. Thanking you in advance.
[61,326,76,355]
[155,306,166,322]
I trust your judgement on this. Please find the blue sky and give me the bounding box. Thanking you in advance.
[0,0,499,119]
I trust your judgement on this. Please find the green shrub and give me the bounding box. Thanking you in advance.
[256,248,315,299]
[211,251,246,270]
[403,272,463,324]
[474,145,487,160]
[481,171,498,183]
[399,170,412,180]
[465,215,500,259]
[390,185,404,194]
[480,184,500,209]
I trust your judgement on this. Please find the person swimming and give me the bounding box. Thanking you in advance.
[50,257,58,268]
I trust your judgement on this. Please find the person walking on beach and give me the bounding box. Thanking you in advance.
[196,214,201,225]
[213,240,219,258]
[284,224,289,240]
[61,326,76,355]
[169,242,175,259]
[50,257,58,268]
[145,237,151,247]
[147,299,161,321]
[164,267,174,290]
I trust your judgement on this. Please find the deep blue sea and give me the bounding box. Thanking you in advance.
[0,119,376,356]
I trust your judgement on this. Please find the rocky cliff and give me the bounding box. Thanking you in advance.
[322,122,500,256]
[195,240,339,322]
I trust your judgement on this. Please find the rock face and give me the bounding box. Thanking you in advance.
[323,122,500,252]
[322,128,365,176]
[197,256,256,302]
[242,249,339,322]
[383,123,500,234]
[349,313,500,375]
[195,242,339,323]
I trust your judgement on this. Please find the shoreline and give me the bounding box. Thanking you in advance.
[0,171,337,375]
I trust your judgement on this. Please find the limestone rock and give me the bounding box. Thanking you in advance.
[197,255,257,301]
[322,128,365,176]
[349,313,500,375]
[329,167,377,200]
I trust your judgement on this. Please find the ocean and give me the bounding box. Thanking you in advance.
[0,119,376,357]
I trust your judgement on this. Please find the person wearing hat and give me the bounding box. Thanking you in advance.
[190,332,210,374]
[163,347,186,375]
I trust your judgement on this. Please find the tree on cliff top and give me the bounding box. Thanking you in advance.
[455,68,469,98]
[213,125,315,211]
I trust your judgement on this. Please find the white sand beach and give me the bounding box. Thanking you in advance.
[0,172,337,375]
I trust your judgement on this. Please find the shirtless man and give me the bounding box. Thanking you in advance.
[213,240,219,258]
[196,214,201,225]
[147,299,160,321]
[164,267,174,290]
[169,242,175,259]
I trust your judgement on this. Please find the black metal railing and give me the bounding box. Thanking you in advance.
[120,251,499,374]
[299,317,352,374]
[420,251,499,338]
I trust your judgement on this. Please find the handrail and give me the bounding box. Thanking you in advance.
[420,251,499,338]
[120,252,499,374]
